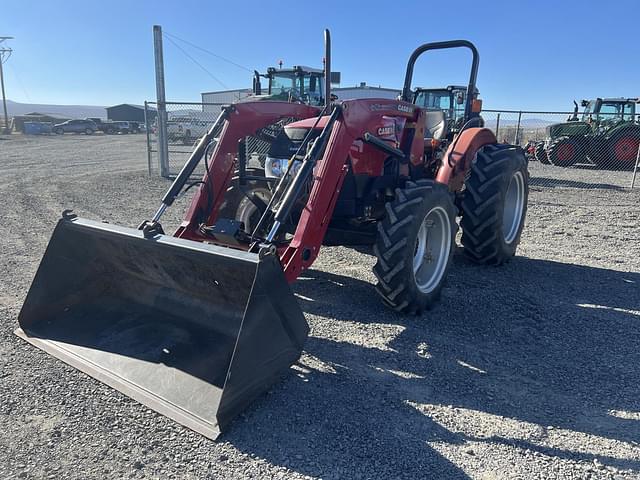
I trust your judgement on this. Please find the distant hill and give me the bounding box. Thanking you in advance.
[4,99,107,119]
[484,117,558,128]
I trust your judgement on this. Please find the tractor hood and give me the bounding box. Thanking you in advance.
[546,121,591,139]
[285,115,330,132]
[239,93,296,103]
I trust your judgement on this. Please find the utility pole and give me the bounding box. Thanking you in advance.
[0,36,13,135]
[153,26,169,177]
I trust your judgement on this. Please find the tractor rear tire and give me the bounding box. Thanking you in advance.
[460,144,528,265]
[534,141,549,164]
[547,136,585,167]
[373,180,457,314]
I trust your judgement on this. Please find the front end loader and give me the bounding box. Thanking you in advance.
[16,36,529,439]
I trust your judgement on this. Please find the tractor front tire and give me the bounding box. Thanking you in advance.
[534,141,549,164]
[547,136,585,167]
[217,168,272,235]
[461,144,529,265]
[373,180,457,314]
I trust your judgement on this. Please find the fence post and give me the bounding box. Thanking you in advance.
[631,142,640,189]
[144,101,152,176]
[514,111,522,145]
[153,25,170,178]
[495,113,501,140]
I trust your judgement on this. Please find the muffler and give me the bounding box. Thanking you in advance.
[16,215,308,439]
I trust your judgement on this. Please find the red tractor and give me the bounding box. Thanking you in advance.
[17,36,529,439]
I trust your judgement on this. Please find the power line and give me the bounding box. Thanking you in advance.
[163,31,252,73]
[163,34,229,90]
[7,62,30,102]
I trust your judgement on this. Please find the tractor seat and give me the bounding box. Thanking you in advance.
[423,110,447,142]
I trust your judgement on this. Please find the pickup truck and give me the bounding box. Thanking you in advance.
[86,118,121,134]
[167,116,210,144]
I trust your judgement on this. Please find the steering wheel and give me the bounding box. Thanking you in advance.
[288,89,303,104]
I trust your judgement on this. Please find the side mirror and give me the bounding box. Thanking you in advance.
[456,93,465,105]
[330,71,341,84]
[581,99,589,107]
[310,76,317,92]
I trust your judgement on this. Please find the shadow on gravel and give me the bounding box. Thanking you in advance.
[227,255,640,478]
[529,176,626,190]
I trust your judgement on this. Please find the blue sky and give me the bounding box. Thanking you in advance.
[3,0,639,110]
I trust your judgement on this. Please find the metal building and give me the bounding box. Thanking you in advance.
[107,104,157,122]
[333,83,400,100]
[201,89,253,113]
[200,83,400,111]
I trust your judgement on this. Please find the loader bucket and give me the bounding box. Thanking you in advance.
[15,216,308,439]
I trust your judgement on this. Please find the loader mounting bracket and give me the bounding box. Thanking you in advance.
[138,220,165,238]
[201,218,247,246]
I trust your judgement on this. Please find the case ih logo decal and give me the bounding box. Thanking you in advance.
[377,126,395,136]
[397,104,414,113]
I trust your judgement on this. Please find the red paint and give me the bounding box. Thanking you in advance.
[436,128,497,188]
[614,137,639,162]
[556,143,575,162]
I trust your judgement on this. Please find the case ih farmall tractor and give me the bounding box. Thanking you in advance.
[16,34,529,439]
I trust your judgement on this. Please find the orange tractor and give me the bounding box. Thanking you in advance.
[17,34,528,439]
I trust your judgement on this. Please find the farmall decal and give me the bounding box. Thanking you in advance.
[369,103,414,114]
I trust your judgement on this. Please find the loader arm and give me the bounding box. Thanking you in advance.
[175,102,320,241]
[275,99,423,282]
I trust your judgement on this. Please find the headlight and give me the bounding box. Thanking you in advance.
[265,157,302,178]
[266,157,286,178]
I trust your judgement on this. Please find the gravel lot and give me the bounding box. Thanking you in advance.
[1,133,639,479]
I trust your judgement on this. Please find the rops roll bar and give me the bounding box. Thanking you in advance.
[401,40,479,121]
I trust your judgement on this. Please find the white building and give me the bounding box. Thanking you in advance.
[201,82,400,112]
[201,88,253,113]
[333,83,400,100]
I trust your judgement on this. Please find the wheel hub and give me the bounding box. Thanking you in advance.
[614,137,639,162]
[413,207,451,294]
[556,143,574,162]
[503,171,525,244]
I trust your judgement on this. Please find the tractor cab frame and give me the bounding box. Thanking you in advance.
[252,65,341,106]
[412,85,481,135]
[580,98,639,126]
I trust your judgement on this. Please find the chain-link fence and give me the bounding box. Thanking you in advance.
[482,109,640,190]
[146,102,640,189]
[145,101,222,177]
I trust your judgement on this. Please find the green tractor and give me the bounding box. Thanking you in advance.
[251,65,341,106]
[540,97,640,168]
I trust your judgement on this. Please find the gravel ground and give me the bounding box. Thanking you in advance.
[1,133,639,479]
